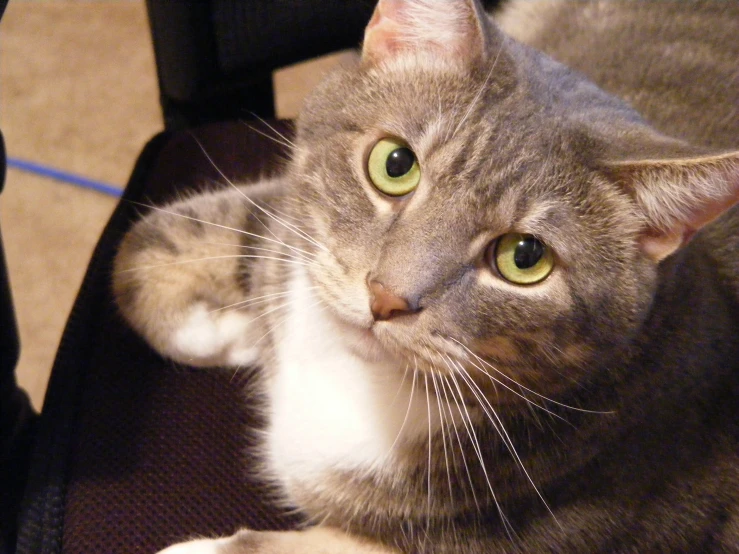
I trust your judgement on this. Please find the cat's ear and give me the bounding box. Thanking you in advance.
[604,147,739,261]
[362,0,491,65]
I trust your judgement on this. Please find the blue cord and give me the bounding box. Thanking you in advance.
[6,157,123,198]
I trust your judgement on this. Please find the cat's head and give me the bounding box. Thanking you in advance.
[290,0,739,406]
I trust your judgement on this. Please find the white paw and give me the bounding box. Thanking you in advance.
[157,537,231,554]
[169,303,259,367]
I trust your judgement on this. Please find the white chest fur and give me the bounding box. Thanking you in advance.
[265,267,436,489]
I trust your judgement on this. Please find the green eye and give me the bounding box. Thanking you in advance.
[492,233,554,285]
[367,138,421,196]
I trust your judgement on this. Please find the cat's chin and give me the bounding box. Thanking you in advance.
[323,310,400,365]
[343,322,395,364]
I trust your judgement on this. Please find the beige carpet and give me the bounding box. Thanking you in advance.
[1,1,161,410]
[0,0,353,410]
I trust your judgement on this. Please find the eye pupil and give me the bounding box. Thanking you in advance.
[386,148,415,178]
[513,237,544,269]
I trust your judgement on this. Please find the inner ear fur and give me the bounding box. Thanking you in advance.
[604,149,739,262]
[361,0,493,66]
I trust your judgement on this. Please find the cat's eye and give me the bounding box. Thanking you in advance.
[490,233,554,285]
[367,138,421,197]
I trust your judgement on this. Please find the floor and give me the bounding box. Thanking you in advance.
[0,0,353,409]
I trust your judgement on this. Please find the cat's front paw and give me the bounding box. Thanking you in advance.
[157,537,232,554]
[112,187,270,369]
[169,303,259,367]
[157,528,399,554]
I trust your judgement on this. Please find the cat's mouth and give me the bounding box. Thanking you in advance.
[323,299,538,405]
[325,308,426,369]
[309,274,428,366]
[350,325,390,361]
[324,308,502,406]
[324,308,397,363]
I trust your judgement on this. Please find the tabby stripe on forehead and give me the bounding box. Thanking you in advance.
[446,125,499,188]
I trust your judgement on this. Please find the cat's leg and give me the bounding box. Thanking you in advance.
[113,181,286,367]
[158,528,400,554]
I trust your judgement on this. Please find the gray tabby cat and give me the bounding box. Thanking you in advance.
[113,0,739,552]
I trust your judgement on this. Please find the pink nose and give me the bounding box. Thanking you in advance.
[369,280,412,321]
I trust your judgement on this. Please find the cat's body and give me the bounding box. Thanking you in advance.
[114,1,739,552]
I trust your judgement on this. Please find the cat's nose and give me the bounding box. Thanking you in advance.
[368,280,415,321]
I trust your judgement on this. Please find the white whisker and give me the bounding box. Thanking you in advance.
[189,138,331,254]
[388,362,418,454]
[116,254,314,274]
[430,370,454,503]
[452,42,505,138]
[451,357,560,530]
[244,124,296,151]
[462,354,569,424]
[443,363,516,542]
[439,374,480,512]
[128,200,319,260]
[437,373,480,512]
[424,371,433,529]
[423,372,432,536]
[243,115,298,149]
[249,295,328,352]
[390,362,411,408]
[449,337,613,415]
[210,288,317,314]
[200,240,316,263]
[241,297,303,328]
